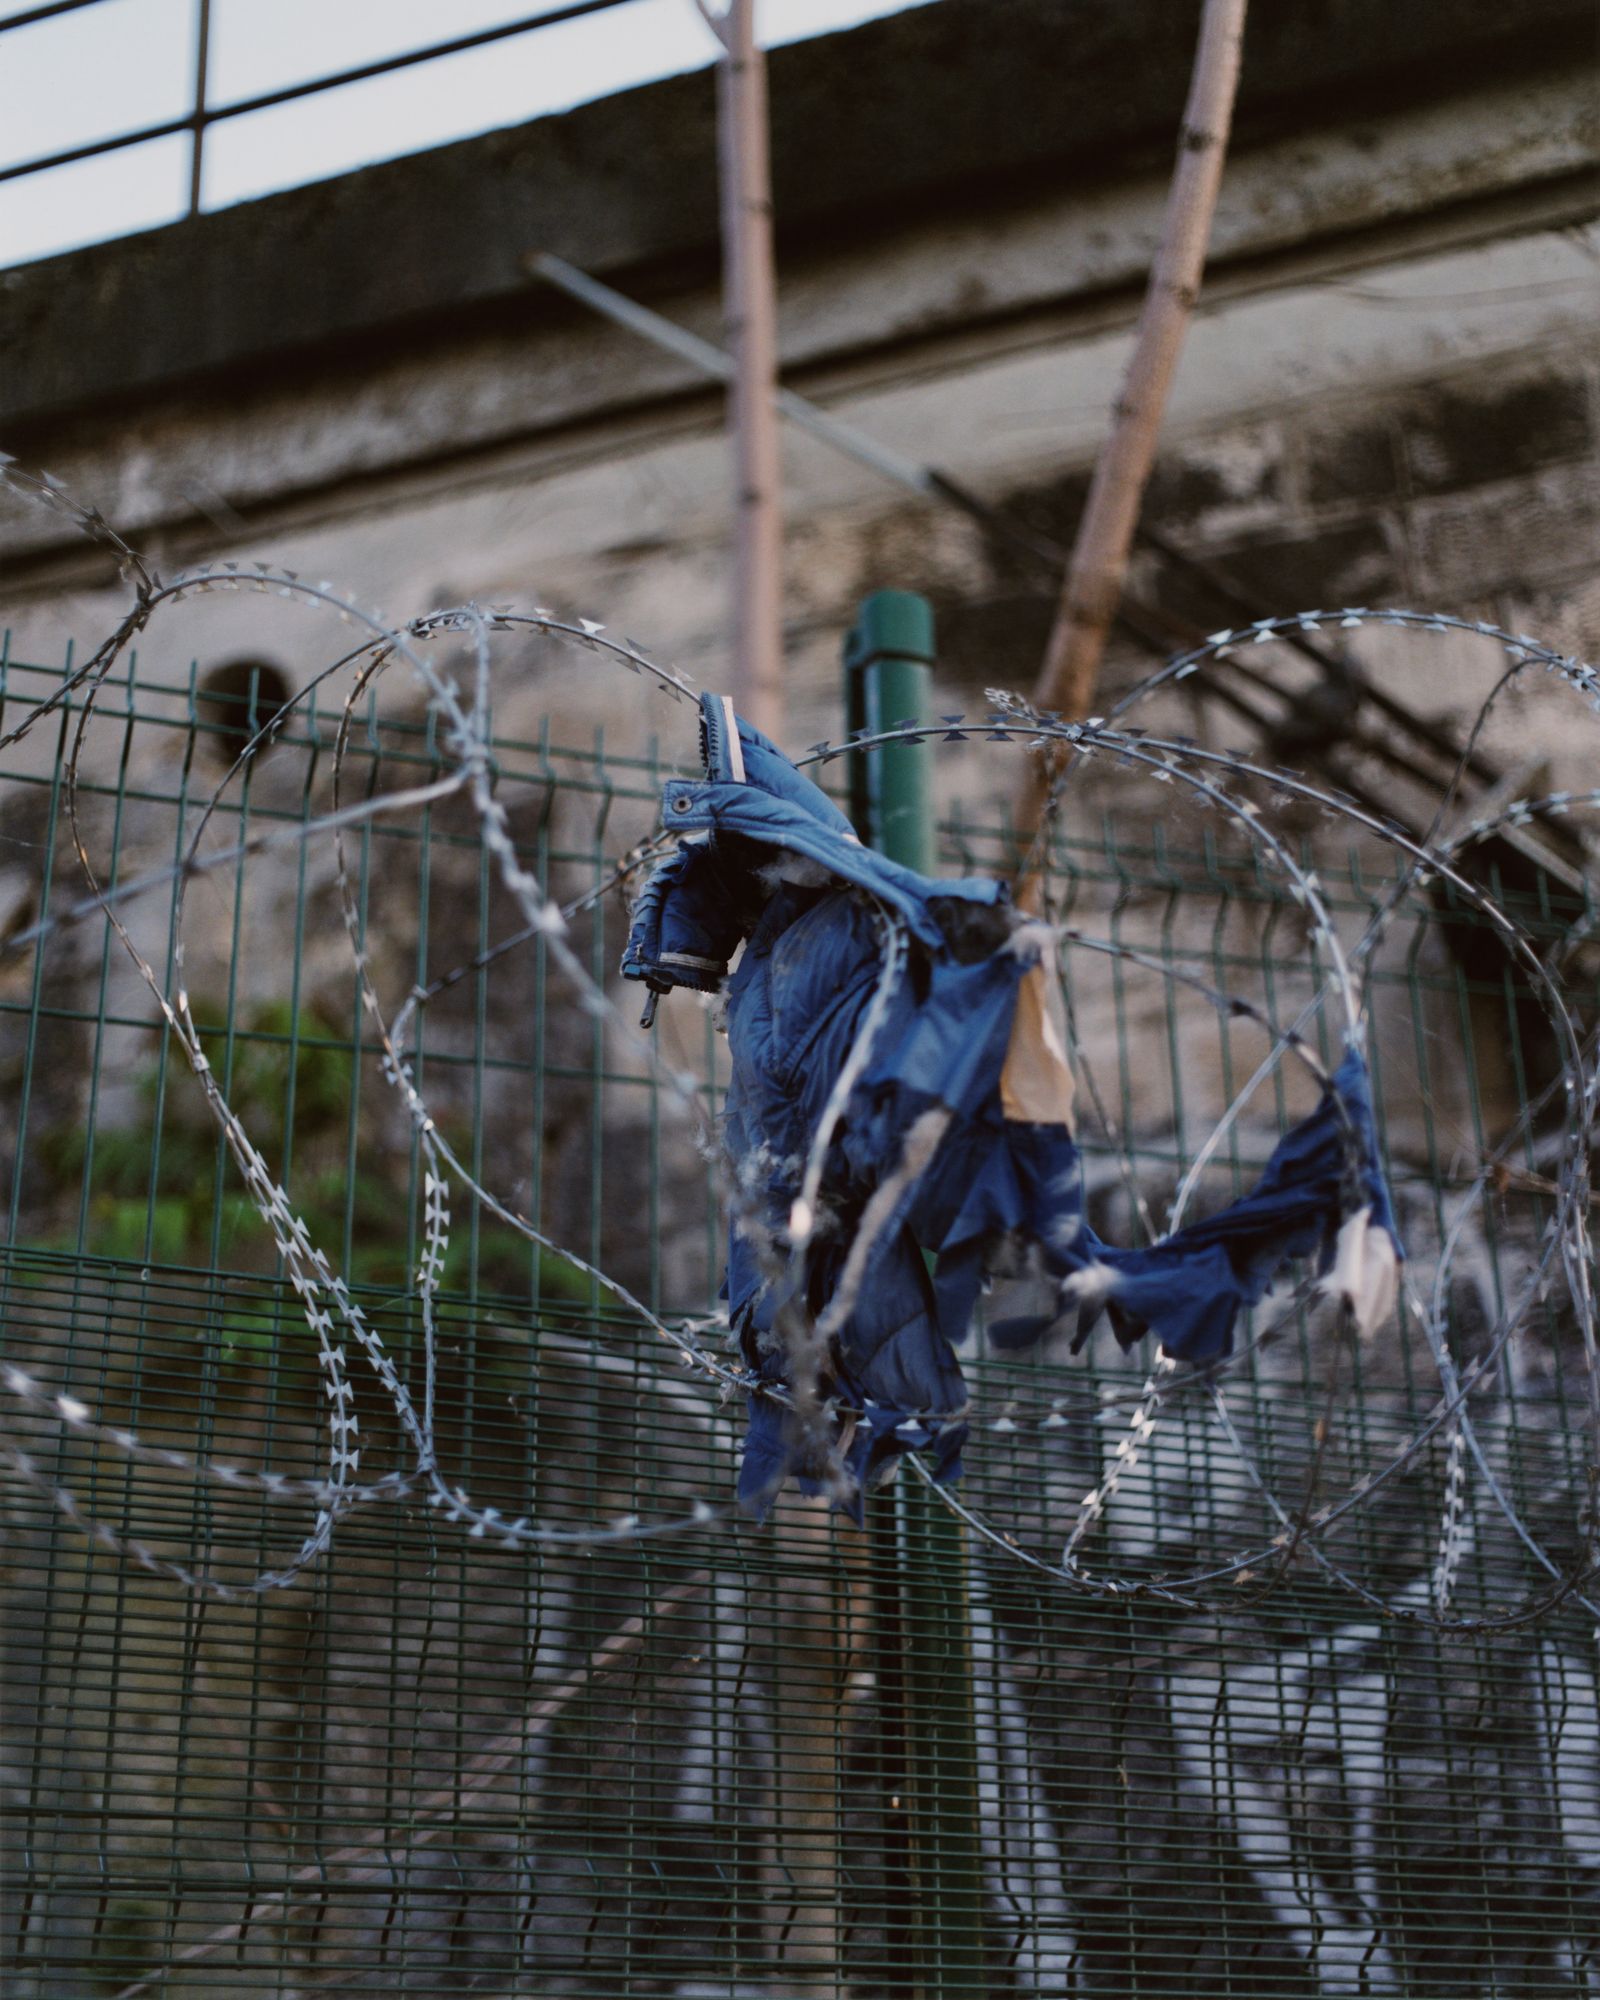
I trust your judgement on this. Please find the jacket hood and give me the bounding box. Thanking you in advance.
[697,692,857,836]
[623,693,1006,1004]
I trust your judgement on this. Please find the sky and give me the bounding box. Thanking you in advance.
[0,0,934,268]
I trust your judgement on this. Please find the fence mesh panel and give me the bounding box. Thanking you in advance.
[2,648,1596,1997]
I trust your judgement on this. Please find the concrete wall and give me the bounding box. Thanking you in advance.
[1,0,1596,1100]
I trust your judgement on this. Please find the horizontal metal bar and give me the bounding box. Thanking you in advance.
[0,110,194,184]
[532,250,943,502]
[202,0,636,124]
[0,0,101,32]
[0,0,633,188]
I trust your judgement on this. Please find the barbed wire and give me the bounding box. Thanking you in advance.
[807,670,1599,1631]
[1,460,1596,1634]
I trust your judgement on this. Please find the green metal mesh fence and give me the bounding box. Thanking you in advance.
[2,646,1596,1997]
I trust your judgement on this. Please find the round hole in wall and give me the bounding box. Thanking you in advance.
[195,657,292,764]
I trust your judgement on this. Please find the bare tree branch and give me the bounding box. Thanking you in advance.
[1016,0,1248,880]
[716,0,785,741]
[690,0,728,45]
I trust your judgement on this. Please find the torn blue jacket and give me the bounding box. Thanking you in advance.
[623,694,1401,1519]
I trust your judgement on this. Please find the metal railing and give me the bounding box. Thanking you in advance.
[0,0,633,220]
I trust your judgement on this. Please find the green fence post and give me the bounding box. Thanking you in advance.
[845,590,987,1997]
[844,591,938,880]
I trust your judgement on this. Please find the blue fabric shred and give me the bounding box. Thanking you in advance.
[623,695,1402,1520]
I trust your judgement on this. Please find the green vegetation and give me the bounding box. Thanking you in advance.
[25,996,587,1361]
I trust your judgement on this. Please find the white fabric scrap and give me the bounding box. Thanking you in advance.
[1322,1205,1398,1337]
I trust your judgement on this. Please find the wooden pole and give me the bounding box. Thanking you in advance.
[702,0,785,742]
[697,33,808,1978]
[1016,0,1248,884]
